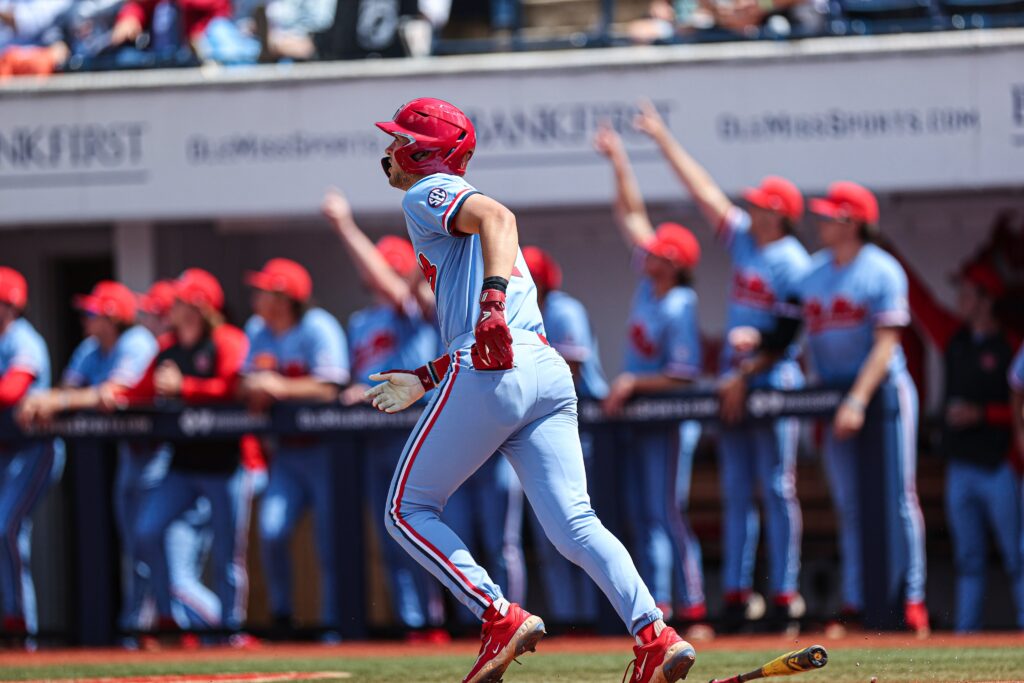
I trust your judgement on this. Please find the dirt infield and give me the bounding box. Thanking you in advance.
[2,632,1021,668]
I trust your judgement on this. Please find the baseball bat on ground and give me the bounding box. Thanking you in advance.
[708,644,828,683]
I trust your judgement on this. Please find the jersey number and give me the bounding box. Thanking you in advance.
[418,253,438,293]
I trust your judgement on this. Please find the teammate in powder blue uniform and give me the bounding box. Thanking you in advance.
[369,98,696,683]
[323,188,447,639]
[634,102,810,631]
[521,245,604,626]
[20,280,159,639]
[0,267,64,643]
[751,182,929,635]
[240,258,349,638]
[594,125,707,631]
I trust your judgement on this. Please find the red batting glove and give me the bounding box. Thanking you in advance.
[472,289,513,370]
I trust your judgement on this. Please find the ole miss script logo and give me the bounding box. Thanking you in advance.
[630,322,658,358]
[419,253,438,292]
[804,296,868,333]
[732,270,775,309]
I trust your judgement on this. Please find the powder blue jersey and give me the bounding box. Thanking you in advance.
[0,318,50,393]
[799,244,909,385]
[401,173,546,351]
[63,325,157,388]
[543,291,609,400]
[718,207,811,370]
[243,307,349,385]
[1009,343,1024,393]
[348,299,441,386]
[623,277,701,380]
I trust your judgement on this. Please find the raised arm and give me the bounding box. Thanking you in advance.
[322,189,415,311]
[633,100,733,231]
[593,124,655,250]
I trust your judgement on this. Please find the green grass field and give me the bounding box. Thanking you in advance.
[1,646,1023,683]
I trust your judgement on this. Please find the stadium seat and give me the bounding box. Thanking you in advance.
[831,0,945,34]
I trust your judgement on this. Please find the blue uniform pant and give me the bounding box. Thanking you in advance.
[135,466,256,630]
[622,422,704,611]
[166,498,218,629]
[0,442,64,634]
[824,373,926,609]
[717,418,801,597]
[445,455,526,624]
[366,433,441,630]
[114,443,169,631]
[946,459,1024,632]
[259,444,340,627]
[384,342,661,635]
[526,431,598,623]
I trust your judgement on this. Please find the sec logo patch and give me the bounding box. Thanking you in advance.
[427,188,448,208]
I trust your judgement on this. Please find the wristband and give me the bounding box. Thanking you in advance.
[482,276,509,294]
[411,355,452,391]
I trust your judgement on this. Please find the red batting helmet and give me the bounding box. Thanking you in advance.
[376,98,476,177]
[522,246,563,292]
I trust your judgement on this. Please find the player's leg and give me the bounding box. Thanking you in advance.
[823,429,863,613]
[623,427,675,610]
[473,457,527,605]
[367,433,434,631]
[115,444,171,634]
[0,442,63,636]
[304,444,344,633]
[258,453,308,627]
[979,460,1024,630]
[166,500,220,631]
[945,460,987,633]
[134,470,200,625]
[670,420,705,618]
[197,469,254,631]
[716,427,760,619]
[755,417,802,603]
[889,374,927,609]
[383,359,521,621]
[441,480,481,625]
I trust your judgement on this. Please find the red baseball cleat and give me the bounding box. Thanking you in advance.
[623,626,696,683]
[462,603,545,683]
[904,600,930,638]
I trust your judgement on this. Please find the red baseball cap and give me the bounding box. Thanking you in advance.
[175,268,225,312]
[522,246,563,292]
[0,267,28,310]
[74,281,137,323]
[245,258,312,303]
[958,262,1006,300]
[644,222,701,269]
[810,181,879,225]
[139,280,176,317]
[376,236,417,278]
[742,176,804,221]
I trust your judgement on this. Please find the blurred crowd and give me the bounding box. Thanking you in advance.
[1,103,1024,650]
[2,0,1023,82]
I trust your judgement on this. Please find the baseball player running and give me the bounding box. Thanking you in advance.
[323,189,446,637]
[0,268,64,643]
[368,98,696,683]
[18,280,160,640]
[633,102,810,631]
[593,124,707,629]
[111,269,254,638]
[520,245,604,626]
[745,182,928,635]
[240,258,349,639]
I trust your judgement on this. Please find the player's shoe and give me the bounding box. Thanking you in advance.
[824,605,863,639]
[673,604,714,642]
[719,590,765,633]
[904,600,930,638]
[462,603,545,683]
[622,625,696,683]
[768,592,806,636]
